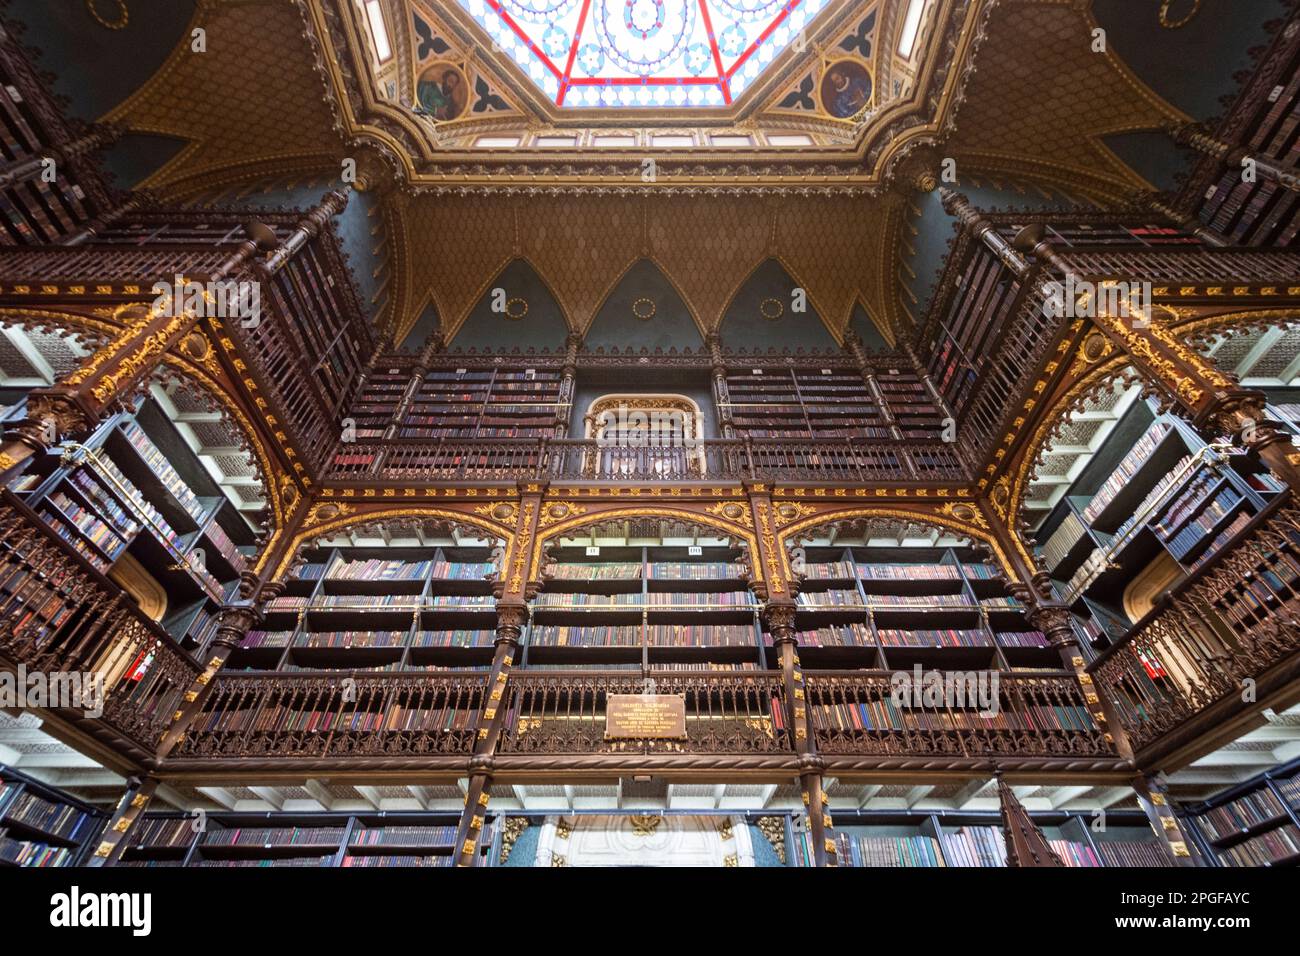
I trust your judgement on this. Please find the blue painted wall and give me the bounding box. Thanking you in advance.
[450,259,568,352]
[719,259,839,352]
[585,259,704,352]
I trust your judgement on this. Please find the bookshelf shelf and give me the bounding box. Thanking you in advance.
[1178,757,1300,867]
[0,766,106,868]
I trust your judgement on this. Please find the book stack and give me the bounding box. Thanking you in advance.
[858,564,960,580]
[1166,489,1243,557]
[867,592,971,607]
[122,421,206,521]
[132,818,197,848]
[802,561,855,579]
[996,631,1048,648]
[3,791,91,842]
[203,520,247,573]
[1040,513,1087,570]
[1216,824,1300,867]
[940,827,1007,867]
[784,623,872,647]
[836,833,947,867]
[1049,840,1101,867]
[294,631,408,648]
[1277,775,1300,812]
[535,592,641,607]
[1097,842,1172,867]
[342,855,454,867]
[0,836,76,867]
[797,590,862,608]
[645,591,752,607]
[548,562,642,580]
[876,629,991,648]
[645,624,754,646]
[1194,787,1289,841]
[412,630,494,647]
[431,560,494,580]
[327,558,433,581]
[197,858,333,868]
[646,563,742,580]
[1082,423,1172,523]
[529,624,640,646]
[350,826,456,847]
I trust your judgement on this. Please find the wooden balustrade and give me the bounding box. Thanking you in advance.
[1087,494,1300,756]
[329,437,968,483]
[0,492,201,753]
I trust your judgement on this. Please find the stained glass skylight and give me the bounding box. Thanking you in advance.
[454,0,831,108]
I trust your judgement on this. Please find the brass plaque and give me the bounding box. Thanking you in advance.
[605,695,688,739]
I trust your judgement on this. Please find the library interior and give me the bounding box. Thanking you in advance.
[0,0,1299,871]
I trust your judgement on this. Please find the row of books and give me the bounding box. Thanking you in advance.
[121,420,206,522]
[1193,786,1290,842]
[132,818,196,848]
[1034,512,1086,572]
[241,630,293,649]
[350,826,456,847]
[413,630,496,648]
[1082,422,1172,523]
[0,835,78,867]
[1216,824,1300,867]
[189,703,476,735]
[2,791,93,841]
[202,518,247,573]
[1096,841,1172,867]
[1165,489,1243,558]
[294,631,409,649]
[341,854,454,867]
[940,827,1008,868]
[784,623,873,647]
[325,558,434,581]
[875,629,991,648]
[646,563,744,580]
[836,834,946,867]
[1049,840,1101,867]
[529,625,641,647]
[646,624,756,646]
[857,564,963,581]
[548,562,642,580]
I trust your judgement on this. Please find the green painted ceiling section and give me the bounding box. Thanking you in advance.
[1092,0,1283,121]
[718,259,840,352]
[584,259,704,351]
[849,302,890,352]
[6,0,196,121]
[450,258,569,352]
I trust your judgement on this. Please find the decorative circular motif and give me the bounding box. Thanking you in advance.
[505,297,529,320]
[774,503,800,522]
[542,25,571,58]
[1080,331,1110,363]
[178,332,210,362]
[819,58,873,119]
[632,297,657,320]
[946,503,979,524]
[720,503,746,520]
[1158,0,1201,29]
[712,0,785,22]
[759,298,784,321]
[500,0,581,23]
[683,42,712,76]
[416,62,469,121]
[595,0,695,76]
[490,502,518,522]
[624,0,665,40]
[577,43,606,73]
[86,0,129,30]
[718,23,747,57]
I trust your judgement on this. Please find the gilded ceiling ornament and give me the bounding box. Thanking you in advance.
[1159,0,1202,29]
[505,298,528,320]
[306,501,354,525]
[475,500,519,524]
[772,501,818,527]
[629,814,662,837]
[539,501,587,527]
[706,501,752,528]
[86,0,129,30]
[760,297,784,321]
[631,297,656,321]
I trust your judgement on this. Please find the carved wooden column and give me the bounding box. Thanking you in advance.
[452,481,545,866]
[844,330,902,441]
[87,774,159,867]
[706,332,735,439]
[0,122,121,190]
[1168,122,1300,194]
[996,774,1063,867]
[556,331,582,439]
[1132,772,1203,867]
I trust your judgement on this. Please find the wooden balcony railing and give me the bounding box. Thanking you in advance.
[0,492,201,755]
[496,671,791,755]
[806,672,1112,759]
[175,672,484,759]
[1087,494,1300,756]
[329,437,969,483]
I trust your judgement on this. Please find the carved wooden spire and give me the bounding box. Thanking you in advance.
[997,774,1063,868]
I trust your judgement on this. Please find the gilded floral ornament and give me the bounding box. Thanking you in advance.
[538,501,587,527]
[705,501,752,528]
[771,501,818,528]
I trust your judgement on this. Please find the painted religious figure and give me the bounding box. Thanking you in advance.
[417,62,468,120]
[820,59,872,119]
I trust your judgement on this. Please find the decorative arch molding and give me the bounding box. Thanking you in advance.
[774,504,1018,581]
[271,505,514,580]
[527,504,760,587]
[1008,307,1300,534]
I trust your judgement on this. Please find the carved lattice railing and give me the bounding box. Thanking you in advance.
[805,672,1112,758]
[0,492,200,751]
[1087,495,1300,753]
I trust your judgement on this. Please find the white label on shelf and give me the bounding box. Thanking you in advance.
[586,546,601,556]
[6,85,22,102]
[821,369,832,375]
[752,369,763,376]
[1269,84,1284,102]
[456,368,467,376]
[525,368,536,379]
[688,546,703,556]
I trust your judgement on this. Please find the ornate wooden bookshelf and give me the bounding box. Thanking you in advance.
[11,400,257,654]
[1177,757,1300,868]
[0,765,106,867]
